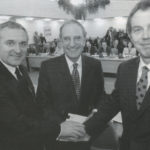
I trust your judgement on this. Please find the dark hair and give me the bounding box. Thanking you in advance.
[127,1,150,36]
[0,21,28,40]
[59,19,86,38]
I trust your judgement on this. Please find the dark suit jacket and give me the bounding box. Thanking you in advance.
[85,57,150,150]
[0,62,60,150]
[36,54,104,150]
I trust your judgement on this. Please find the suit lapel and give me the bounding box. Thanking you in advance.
[80,55,91,102]
[0,61,18,88]
[59,55,77,102]
[127,57,139,120]
[19,65,35,97]
[0,61,17,81]
[0,62,35,99]
[0,62,26,105]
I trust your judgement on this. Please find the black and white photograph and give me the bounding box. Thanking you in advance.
[0,0,149,150]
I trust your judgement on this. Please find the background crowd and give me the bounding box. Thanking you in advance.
[28,27,138,58]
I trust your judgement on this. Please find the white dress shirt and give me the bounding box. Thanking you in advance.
[137,57,150,90]
[0,59,18,79]
[65,55,82,83]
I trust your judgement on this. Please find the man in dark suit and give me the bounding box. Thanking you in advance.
[0,21,60,150]
[84,1,150,150]
[36,20,105,150]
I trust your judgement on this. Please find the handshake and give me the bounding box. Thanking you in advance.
[58,120,90,142]
[57,113,92,142]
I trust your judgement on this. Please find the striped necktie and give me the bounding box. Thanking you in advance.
[72,63,80,100]
[15,68,22,80]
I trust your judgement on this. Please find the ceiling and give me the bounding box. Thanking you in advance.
[0,0,140,19]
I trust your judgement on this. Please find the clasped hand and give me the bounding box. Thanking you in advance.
[58,120,90,142]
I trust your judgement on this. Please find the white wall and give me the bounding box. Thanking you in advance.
[0,0,138,19]
[15,17,127,43]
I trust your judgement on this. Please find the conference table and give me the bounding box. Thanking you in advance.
[26,54,134,74]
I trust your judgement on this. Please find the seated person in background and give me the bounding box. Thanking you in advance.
[27,44,36,54]
[99,40,111,57]
[111,39,119,56]
[49,41,56,55]
[117,33,129,54]
[105,27,114,47]
[90,44,98,55]
[54,39,64,56]
[39,33,46,53]
[123,41,136,57]
[83,40,91,53]
[33,31,40,55]
[40,33,46,45]
[88,37,98,55]
[94,37,101,50]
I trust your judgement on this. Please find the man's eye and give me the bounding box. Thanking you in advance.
[6,41,15,46]
[63,37,70,41]
[74,36,81,41]
[132,28,142,34]
[20,42,28,47]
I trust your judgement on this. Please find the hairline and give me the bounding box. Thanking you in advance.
[0,21,29,41]
[127,1,150,36]
[59,20,86,38]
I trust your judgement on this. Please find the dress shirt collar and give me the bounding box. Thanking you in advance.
[137,57,150,88]
[65,55,82,69]
[65,55,82,83]
[0,59,18,78]
[139,57,150,71]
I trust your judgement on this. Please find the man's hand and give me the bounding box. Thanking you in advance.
[58,120,90,142]
[59,120,85,138]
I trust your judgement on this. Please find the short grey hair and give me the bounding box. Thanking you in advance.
[0,21,28,40]
[59,20,87,38]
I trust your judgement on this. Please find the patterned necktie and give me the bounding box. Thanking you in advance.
[72,63,80,100]
[136,66,149,110]
[15,68,22,80]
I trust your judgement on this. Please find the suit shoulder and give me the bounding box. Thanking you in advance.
[41,55,63,67]
[119,57,139,68]
[83,55,101,66]
[19,65,28,72]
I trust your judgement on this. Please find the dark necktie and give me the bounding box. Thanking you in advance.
[72,63,80,100]
[136,66,149,110]
[15,67,34,97]
[15,68,22,80]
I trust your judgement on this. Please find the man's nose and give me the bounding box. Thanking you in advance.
[14,44,21,53]
[143,29,150,39]
[70,39,75,47]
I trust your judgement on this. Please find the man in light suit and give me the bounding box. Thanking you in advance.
[36,20,105,150]
[84,1,150,150]
[0,21,61,150]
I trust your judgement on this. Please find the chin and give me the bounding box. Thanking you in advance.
[11,61,22,67]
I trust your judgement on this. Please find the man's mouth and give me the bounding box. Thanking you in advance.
[11,54,23,58]
[140,42,150,47]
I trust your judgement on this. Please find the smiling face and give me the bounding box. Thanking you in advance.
[130,9,150,63]
[0,27,28,67]
[61,23,86,62]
